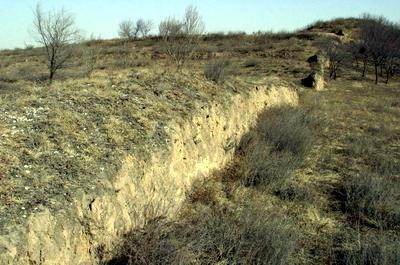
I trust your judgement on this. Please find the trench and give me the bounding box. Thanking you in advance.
[0,80,298,264]
[104,101,313,265]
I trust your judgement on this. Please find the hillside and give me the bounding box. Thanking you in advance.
[0,17,399,264]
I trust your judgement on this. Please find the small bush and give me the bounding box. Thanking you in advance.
[244,58,262,68]
[179,206,298,265]
[204,59,233,84]
[342,174,400,228]
[241,146,298,187]
[333,232,400,265]
[239,106,314,187]
[259,106,314,160]
[109,204,298,265]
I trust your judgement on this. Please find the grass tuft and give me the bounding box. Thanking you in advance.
[204,59,233,84]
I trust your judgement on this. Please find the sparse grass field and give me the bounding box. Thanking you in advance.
[0,18,399,264]
[105,79,399,265]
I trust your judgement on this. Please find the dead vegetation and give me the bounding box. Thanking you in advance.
[0,15,399,265]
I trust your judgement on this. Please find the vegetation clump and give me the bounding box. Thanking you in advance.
[204,59,233,84]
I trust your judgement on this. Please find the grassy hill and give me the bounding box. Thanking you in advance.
[0,18,399,264]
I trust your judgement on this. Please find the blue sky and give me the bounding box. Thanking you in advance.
[0,0,399,49]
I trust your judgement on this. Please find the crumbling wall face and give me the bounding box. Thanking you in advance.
[0,81,298,265]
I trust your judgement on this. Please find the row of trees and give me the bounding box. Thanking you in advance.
[320,14,400,84]
[32,4,204,83]
[119,6,204,67]
[118,19,153,41]
[29,5,400,85]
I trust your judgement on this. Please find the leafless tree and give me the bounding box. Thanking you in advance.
[318,39,349,80]
[347,40,368,77]
[159,5,204,67]
[360,14,400,84]
[119,20,137,41]
[382,24,400,83]
[136,19,153,38]
[33,4,80,83]
[119,19,153,41]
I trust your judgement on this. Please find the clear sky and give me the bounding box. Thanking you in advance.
[1,0,399,49]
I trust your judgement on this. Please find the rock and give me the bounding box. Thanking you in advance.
[335,29,344,36]
[307,54,327,70]
[303,53,326,90]
[307,55,319,64]
[301,72,325,91]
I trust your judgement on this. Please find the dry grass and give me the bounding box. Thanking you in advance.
[108,203,298,265]
[204,58,234,84]
[237,106,315,187]
[0,17,399,265]
[0,65,240,229]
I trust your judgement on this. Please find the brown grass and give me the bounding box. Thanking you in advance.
[0,18,399,265]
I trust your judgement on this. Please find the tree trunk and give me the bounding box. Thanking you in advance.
[374,63,378,84]
[362,60,367,78]
[385,68,390,84]
[49,70,55,84]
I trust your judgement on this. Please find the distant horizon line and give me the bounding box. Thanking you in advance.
[1,16,367,51]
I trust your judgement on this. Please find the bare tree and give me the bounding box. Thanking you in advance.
[360,14,400,84]
[81,45,100,78]
[382,24,400,83]
[317,39,349,80]
[347,40,368,77]
[119,20,137,41]
[159,5,204,67]
[33,4,80,83]
[136,19,153,38]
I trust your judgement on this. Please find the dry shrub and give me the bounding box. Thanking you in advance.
[204,59,233,84]
[244,58,262,68]
[238,106,314,187]
[333,232,400,265]
[108,204,298,265]
[342,173,400,228]
[259,106,314,159]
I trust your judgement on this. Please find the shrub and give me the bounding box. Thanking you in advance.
[238,106,314,187]
[109,204,298,265]
[254,31,294,44]
[179,206,297,265]
[342,173,400,228]
[106,218,176,265]
[333,232,400,265]
[244,58,262,68]
[241,146,298,187]
[204,59,232,84]
[258,106,314,160]
[159,5,204,67]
